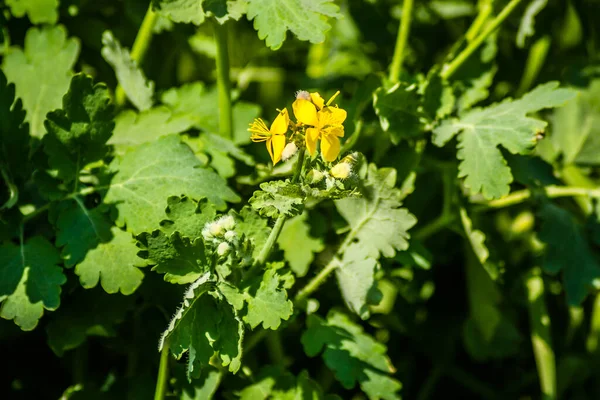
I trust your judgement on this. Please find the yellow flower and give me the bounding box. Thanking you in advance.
[249,108,290,165]
[292,91,346,162]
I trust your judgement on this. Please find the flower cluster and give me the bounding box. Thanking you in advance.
[248,90,347,165]
[201,215,237,257]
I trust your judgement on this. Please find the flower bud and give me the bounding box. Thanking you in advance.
[295,90,311,100]
[209,222,225,237]
[217,242,231,257]
[224,230,237,242]
[281,142,298,161]
[306,169,325,184]
[219,215,236,231]
[330,162,352,179]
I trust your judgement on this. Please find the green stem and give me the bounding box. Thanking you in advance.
[389,0,414,83]
[416,365,444,400]
[154,341,170,400]
[294,259,340,304]
[560,165,595,215]
[465,0,493,42]
[340,119,363,154]
[525,269,556,400]
[414,170,455,240]
[586,293,600,355]
[476,185,600,209]
[441,0,523,79]
[213,21,233,139]
[115,4,158,107]
[266,331,285,365]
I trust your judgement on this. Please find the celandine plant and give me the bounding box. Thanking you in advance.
[3,0,600,399]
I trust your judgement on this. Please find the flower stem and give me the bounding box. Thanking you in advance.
[465,0,493,42]
[213,21,233,139]
[389,0,414,83]
[115,4,158,107]
[475,185,600,209]
[441,0,523,80]
[154,341,170,400]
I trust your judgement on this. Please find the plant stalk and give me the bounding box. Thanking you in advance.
[441,0,523,79]
[213,21,233,139]
[154,341,170,400]
[115,4,158,106]
[476,185,600,209]
[586,293,600,354]
[465,0,493,42]
[389,0,414,83]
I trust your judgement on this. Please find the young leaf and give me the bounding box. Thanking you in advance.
[101,31,154,111]
[55,199,113,268]
[335,164,417,259]
[232,206,270,260]
[246,0,341,50]
[43,74,114,182]
[2,25,80,138]
[6,0,59,24]
[277,212,324,277]
[104,134,240,234]
[336,243,379,320]
[136,231,208,284]
[0,236,66,331]
[537,203,600,305]
[151,0,207,25]
[433,82,578,199]
[75,227,147,295]
[160,196,217,239]
[373,82,427,143]
[459,207,500,280]
[302,311,401,399]
[249,180,304,218]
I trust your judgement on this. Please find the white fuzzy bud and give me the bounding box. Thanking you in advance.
[224,230,237,242]
[209,222,224,237]
[306,169,325,184]
[281,142,298,161]
[219,215,236,231]
[330,162,352,179]
[295,90,311,100]
[217,242,231,256]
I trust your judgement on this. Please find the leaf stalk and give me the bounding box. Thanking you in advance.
[389,0,414,83]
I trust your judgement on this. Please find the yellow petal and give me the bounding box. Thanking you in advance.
[324,125,345,138]
[310,92,325,110]
[305,127,320,156]
[293,99,318,126]
[266,137,275,163]
[270,134,286,165]
[270,108,289,135]
[321,134,341,162]
[327,106,347,125]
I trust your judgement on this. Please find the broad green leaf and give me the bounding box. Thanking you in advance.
[550,79,600,165]
[2,25,80,138]
[136,231,208,284]
[104,134,239,234]
[6,0,58,24]
[184,132,255,178]
[0,236,66,331]
[160,196,217,239]
[538,203,600,305]
[249,180,304,218]
[238,367,329,400]
[179,367,221,400]
[75,227,147,295]
[336,243,379,320]
[459,207,499,280]
[46,288,133,356]
[43,74,114,182]
[302,311,401,399]
[232,206,270,260]
[0,69,30,209]
[335,164,417,259]
[152,0,246,25]
[160,273,243,377]
[55,199,112,268]
[433,82,578,199]
[101,31,154,111]
[246,0,341,50]
[109,107,192,147]
[277,212,324,277]
[373,82,426,143]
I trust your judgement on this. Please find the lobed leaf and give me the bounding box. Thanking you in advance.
[250,180,304,218]
[277,212,324,277]
[6,0,58,24]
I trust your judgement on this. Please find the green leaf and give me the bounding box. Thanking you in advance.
[160,196,218,239]
[0,236,66,331]
[249,180,304,218]
[152,0,246,25]
[104,134,239,234]
[459,207,500,280]
[43,74,114,182]
[516,0,549,48]
[336,243,379,320]
[550,79,600,165]
[277,212,324,277]
[137,231,208,284]
[538,203,600,305]
[0,69,30,209]
[335,164,417,259]
[421,70,455,121]
[160,273,243,377]
[6,0,58,24]
[184,132,255,178]
[238,367,329,400]
[232,206,270,260]
[301,311,401,399]
[55,199,112,268]
[75,227,147,295]
[246,0,341,50]
[101,31,154,111]
[46,288,133,356]
[433,82,578,199]
[373,82,427,143]
[2,25,80,138]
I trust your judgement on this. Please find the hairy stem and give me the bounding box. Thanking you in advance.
[154,341,170,400]
[525,269,556,400]
[389,0,414,83]
[294,259,340,304]
[441,0,523,79]
[213,21,233,139]
[115,4,158,106]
